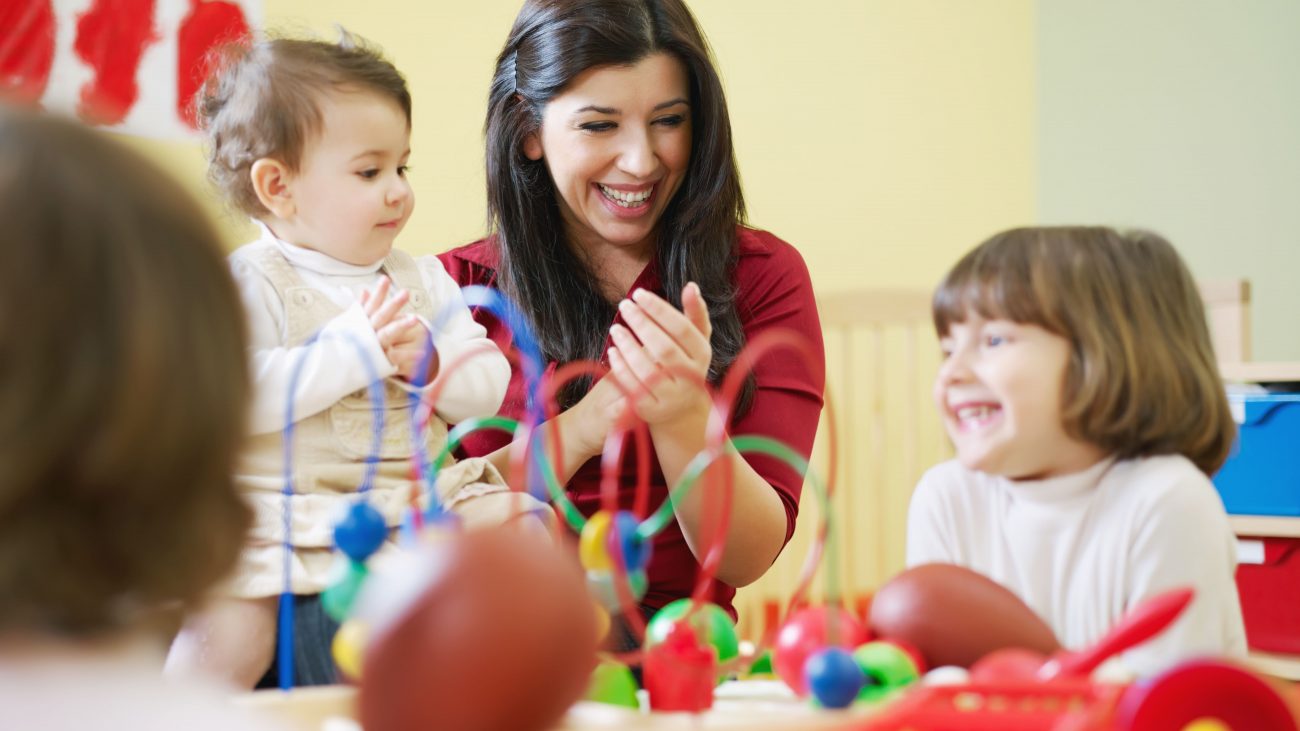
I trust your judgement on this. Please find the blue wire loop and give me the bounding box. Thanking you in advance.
[421,286,549,505]
[278,329,387,691]
[406,307,442,521]
[459,285,543,416]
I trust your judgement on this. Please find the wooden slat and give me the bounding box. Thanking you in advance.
[1247,651,1300,682]
[870,325,887,590]
[1199,279,1251,363]
[1198,278,1251,307]
[1219,362,1300,383]
[1230,515,1300,539]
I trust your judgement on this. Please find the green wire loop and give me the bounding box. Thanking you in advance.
[427,423,835,600]
[426,415,586,530]
[638,435,827,538]
[634,434,836,600]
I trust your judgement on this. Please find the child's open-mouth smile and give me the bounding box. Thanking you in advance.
[950,400,1004,433]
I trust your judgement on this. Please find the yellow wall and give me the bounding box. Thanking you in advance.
[693,1,1036,293]
[132,0,1036,297]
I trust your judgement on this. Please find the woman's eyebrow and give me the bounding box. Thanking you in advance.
[573,98,689,115]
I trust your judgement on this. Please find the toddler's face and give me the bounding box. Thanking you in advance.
[281,89,413,265]
[934,315,1103,480]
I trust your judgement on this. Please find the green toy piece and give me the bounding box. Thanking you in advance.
[853,640,921,703]
[645,599,740,666]
[748,649,774,676]
[321,558,370,621]
[584,659,640,709]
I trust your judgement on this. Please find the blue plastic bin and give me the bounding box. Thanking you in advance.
[1213,393,1300,516]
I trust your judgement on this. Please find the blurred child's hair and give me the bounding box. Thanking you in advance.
[197,29,411,217]
[0,106,251,635]
[932,226,1235,475]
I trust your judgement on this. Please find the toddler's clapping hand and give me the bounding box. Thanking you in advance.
[385,319,437,385]
[359,276,436,384]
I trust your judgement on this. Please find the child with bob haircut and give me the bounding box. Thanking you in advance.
[908,226,1246,677]
[166,32,538,688]
[0,107,285,730]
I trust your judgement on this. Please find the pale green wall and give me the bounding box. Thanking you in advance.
[1038,0,1300,361]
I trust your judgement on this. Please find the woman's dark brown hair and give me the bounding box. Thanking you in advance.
[485,0,753,410]
[198,30,411,217]
[932,226,1235,475]
[0,107,251,635]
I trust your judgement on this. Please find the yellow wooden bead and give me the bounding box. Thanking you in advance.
[332,618,369,680]
[593,602,611,643]
[579,511,615,571]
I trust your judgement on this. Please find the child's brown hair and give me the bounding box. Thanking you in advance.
[932,226,1235,475]
[197,30,411,217]
[0,107,251,635]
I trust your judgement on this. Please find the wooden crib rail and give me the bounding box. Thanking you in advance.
[734,286,946,642]
[1199,278,1251,365]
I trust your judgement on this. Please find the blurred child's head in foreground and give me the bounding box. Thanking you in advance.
[0,106,251,638]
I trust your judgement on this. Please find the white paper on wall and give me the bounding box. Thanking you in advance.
[2,0,262,140]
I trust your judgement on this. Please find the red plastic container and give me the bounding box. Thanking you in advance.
[850,679,1121,731]
[843,660,1299,731]
[1236,536,1300,654]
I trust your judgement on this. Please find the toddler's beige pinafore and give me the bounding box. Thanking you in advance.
[226,243,549,598]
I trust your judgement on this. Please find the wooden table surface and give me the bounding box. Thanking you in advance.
[236,680,882,731]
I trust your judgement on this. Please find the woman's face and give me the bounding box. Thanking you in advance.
[524,52,692,259]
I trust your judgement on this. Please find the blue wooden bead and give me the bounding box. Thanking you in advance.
[334,500,387,561]
[804,647,866,709]
[613,511,651,571]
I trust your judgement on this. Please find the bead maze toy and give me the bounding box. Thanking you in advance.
[264,285,1298,731]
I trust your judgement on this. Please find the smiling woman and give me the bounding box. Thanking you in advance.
[438,0,827,647]
[520,52,692,278]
